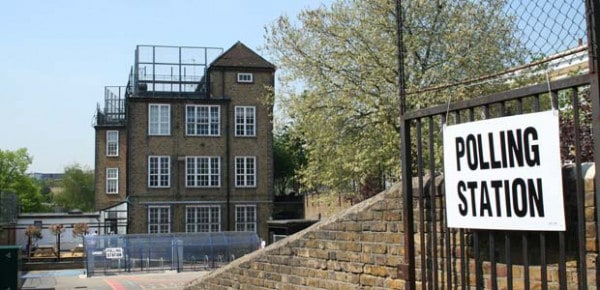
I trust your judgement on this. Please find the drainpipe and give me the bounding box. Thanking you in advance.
[223,69,231,231]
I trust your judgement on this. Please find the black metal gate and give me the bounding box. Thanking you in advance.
[398,0,600,289]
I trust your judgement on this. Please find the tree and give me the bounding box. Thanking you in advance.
[264,0,528,193]
[50,224,64,260]
[273,127,306,195]
[54,164,94,211]
[25,225,42,257]
[72,222,89,244]
[0,148,45,212]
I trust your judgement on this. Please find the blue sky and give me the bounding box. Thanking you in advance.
[0,1,330,173]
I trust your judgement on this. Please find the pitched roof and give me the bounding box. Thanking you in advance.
[210,41,275,70]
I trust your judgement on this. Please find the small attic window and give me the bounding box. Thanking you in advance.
[237,73,253,83]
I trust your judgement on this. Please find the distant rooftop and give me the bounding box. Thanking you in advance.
[29,173,64,180]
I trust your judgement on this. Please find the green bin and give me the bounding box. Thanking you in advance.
[0,245,21,290]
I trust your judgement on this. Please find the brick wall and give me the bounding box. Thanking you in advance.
[187,163,598,289]
[94,127,127,211]
[187,183,406,289]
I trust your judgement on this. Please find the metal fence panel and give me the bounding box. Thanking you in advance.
[398,0,597,289]
[84,231,260,277]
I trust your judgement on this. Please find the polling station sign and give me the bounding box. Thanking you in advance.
[443,110,565,231]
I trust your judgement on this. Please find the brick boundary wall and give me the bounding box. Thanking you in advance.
[186,164,597,289]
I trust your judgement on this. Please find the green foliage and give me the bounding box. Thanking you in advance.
[273,127,307,195]
[12,174,45,212]
[54,164,94,211]
[0,148,46,212]
[0,148,32,193]
[265,0,528,193]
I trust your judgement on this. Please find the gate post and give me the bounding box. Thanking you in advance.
[396,0,415,288]
[586,0,600,287]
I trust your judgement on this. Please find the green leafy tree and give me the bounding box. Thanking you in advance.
[273,127,306,195]
[12,174,45,212]
[264,0,528,193]
[0,148,45,212]
[54,164,94,211]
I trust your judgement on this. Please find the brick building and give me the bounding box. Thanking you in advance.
[93,42,275,240]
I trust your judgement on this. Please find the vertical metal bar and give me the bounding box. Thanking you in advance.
[152,46,156,96]
[522,233,530,289]
[505,233,513,290]
[572,88,588,289]
[490,231,497,290]
[442,115,451,290]
[451,112,460,289]
[417,119,427,290]
[429,116,438,288]
[179,47,182,94]
[446,229,453,290]
[558,232,567,290]
[454,110,461,124]
[397,0,415,287]
[533,95,540,112]
[135,46,140,95]
[583,1,600,286]
[540,232,547,289]
[474,232,483,288]
[551,90,559,111]
[461,230,467,290]
[451,230,457,289]
[466,108,474,290]
[483,105,490,119]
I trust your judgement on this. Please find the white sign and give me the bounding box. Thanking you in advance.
[443,110,565,231]
[105,247,123,259]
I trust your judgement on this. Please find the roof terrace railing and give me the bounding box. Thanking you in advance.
[94,86,126,126]
[130,45,223,97]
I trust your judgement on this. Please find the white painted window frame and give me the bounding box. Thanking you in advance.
[186,205,221,232]
[234,106,256,137]
[186,156,221,187]
[235,205,256,232]
[185,105,220,136]
[106,168,118,194]
[106,131,119,156]
[237,72,253,83]
[235,156,256,188]
[148,155,170,188]
[148,206,171,233]
[148,104,171,136]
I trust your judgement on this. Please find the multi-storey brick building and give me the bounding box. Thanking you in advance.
[93,42,275,240]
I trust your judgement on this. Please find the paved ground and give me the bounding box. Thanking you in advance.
[21,269,209,290]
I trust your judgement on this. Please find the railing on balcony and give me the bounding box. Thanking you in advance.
[94,86,126,126]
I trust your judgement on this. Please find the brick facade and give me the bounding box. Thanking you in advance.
[94,126,127,211]
[94,42,274,241]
